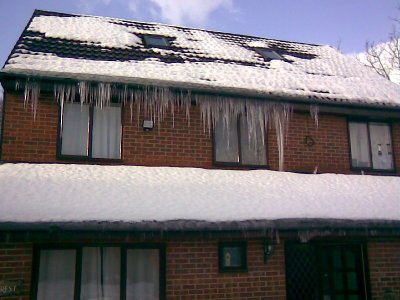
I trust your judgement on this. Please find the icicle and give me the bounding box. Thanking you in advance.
[197,95,292,170]
[309,104,319,127]
[15,80,22,91]
[54,82,77,133]
[272,103,292,171]
[78,81,90,105]
[24,79,41,119]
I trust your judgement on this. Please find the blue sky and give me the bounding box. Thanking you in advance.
[0,0,399,69]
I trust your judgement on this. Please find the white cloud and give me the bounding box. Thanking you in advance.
[128,0,235,26]
[77,0,113,13]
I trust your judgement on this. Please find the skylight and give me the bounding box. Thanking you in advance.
[259,49,284,61]
[143,35,170,47]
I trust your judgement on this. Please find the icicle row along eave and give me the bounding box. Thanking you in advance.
[18,78,323,171]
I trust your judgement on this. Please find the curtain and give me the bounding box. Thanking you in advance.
[126,249,159,300]
[240,118,266,165]
[369,123,393,170]
[214,114,239,163]
[80,247,120,300]
[92,105,121,159]
[61,103,89,156]
[348,122,371,168]
[37,250,76,300]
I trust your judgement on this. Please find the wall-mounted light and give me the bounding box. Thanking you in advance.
[263,240,274,264]
[142,120,154,131]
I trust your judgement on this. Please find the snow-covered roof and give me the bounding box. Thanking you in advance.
[2,10,400,107]
[0,163,399,232]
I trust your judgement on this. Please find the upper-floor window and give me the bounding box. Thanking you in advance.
[214,114,267,166]
[60,102,122,160]
[143,35,170,47]
[348,121,394,170]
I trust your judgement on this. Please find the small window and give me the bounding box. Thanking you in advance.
[214,114,267,166]
[60,102,122,160]
[218,242,247,272]
[348,121,394,170]
[258,49,284,61]
[143,35,170,47]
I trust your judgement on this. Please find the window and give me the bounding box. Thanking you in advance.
[258,49,284,61]
[348,121,393,170]
[218,242,247,272]
[143,35,170,47]
[285,243,369,300]
[34,246,164,300]
[214,114,267,166]
[60,102,122,159]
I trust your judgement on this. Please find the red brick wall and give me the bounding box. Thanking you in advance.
[1,92,58,162]
[0,243,33,300]
[122,104,212,168]
[268,112,350,173]
[166,239,286,299]
[368,241,400,300]
[1,91,400,174]
[2,239,400,299]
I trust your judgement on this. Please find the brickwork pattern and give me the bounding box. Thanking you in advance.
[166,239,286,300]
[3,92,398,175]
[368,241,400,300]
[0,243,33,300]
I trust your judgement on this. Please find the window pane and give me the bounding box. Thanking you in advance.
[61,103,89,156]
[214,115,239,163]
[92,105,122,159]
[145,36,168,47]
[223,246,242,267]
[240,118,267,165]
[81,247,120,300]
[369,123,393,170]
[345,250,356,269]
[348,122,371,168]
[37,250,76,300]
[126,249,159,300]
[347,272,358,290]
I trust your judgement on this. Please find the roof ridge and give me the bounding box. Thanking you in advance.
[32,9,324,48]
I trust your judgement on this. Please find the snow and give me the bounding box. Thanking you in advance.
[0,163,399,225]
[28,15,143,49]
[3,13,400,107]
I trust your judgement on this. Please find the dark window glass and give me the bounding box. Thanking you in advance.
[143,36,169,47]
[218,242,246,271]
[259,49,283,60]
[285,243,368,300]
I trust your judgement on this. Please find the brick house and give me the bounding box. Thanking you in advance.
[0,9,399,300]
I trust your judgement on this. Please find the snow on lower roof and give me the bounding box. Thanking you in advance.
[2,10,400,107]
[0,163,399,230]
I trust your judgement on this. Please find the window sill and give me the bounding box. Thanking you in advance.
[213,162,269,170]
[57,155,123,164]
[350,167,397,176]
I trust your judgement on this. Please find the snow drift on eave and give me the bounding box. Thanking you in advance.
[0,163,399,225]
[3,13,400,107]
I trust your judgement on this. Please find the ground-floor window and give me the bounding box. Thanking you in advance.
[285,242,369,300]
[32,245,164,300]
